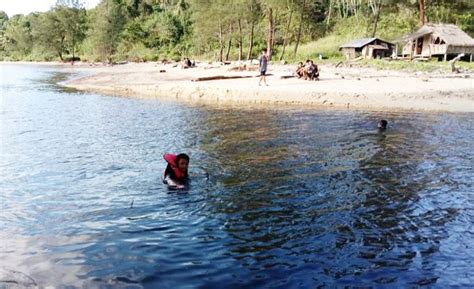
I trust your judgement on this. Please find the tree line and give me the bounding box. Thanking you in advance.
[0,0,472,62]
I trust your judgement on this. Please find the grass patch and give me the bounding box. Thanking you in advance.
[355,59,474,72]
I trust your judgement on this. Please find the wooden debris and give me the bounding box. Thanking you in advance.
[449,53,465,73]
[192,75,252,82]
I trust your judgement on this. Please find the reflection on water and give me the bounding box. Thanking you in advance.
[0,64,473,288]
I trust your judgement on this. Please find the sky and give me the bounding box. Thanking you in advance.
[0,0,101,17]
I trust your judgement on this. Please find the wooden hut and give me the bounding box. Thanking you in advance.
[397,23,474,61]
[339,38,395,60]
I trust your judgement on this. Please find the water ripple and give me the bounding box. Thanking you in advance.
[0,64,473,288]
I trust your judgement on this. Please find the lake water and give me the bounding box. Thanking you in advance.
[0,64,473,288]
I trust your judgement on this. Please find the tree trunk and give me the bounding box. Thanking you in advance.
[294,0,306,56]
[72,34,76,63]
[371,1,381,37]
[340,0,346,18]
[326,0,333,25]
[267,7,273,60]
[238,19,243,63]
[419,0,425,26]
[225,39,232,61]
[247,20,255,60]
[59,36,65,61]
[272,9,277,49]
[225,24,232,61]
[218,23,224,62]
[280,9,293,61]
[365,0,373,35]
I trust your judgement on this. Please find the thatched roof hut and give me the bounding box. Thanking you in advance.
[396,24,474,61]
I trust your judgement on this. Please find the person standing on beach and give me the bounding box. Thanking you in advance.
[258,48,268,86]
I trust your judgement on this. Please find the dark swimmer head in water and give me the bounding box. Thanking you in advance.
[378,119,388,130]
[163,153,189,189]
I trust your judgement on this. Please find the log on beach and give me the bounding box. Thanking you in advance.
[192,75,253,82]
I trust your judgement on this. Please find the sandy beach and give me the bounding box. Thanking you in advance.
[60,61,474,112]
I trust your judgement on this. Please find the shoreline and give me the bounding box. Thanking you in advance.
[54,62,474,112]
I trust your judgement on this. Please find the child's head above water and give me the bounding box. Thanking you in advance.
[378,119,388,130]
[176,153,190,173]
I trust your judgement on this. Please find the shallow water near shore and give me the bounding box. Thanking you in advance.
[1,64,473,288]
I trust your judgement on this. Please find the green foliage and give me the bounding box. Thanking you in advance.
[426,4,474,35]
[0,0,473,62]
[117,42,157,61]
[144,12,182,47]
[55,0,88,59]
[88,0,126,62]
[0,11,9,54]
[31,10,68,60]
[375,8,418,40]
[3,14,33,59]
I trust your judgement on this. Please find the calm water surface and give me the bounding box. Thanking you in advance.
[0,64,473,288]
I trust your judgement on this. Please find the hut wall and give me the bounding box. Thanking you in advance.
[341,48,356,59]
[402,41,413,56]
[429,44,447,55]
[446,45,474,54]
[420,35,432,57]
[361,46,369,57]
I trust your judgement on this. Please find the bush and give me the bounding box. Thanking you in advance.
[117,42,157,62]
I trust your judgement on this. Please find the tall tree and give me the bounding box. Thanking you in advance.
[55,0,87,61]
[4,14,33,58]
[89,0,126,62]
[190,0,224,60]
[225,23,232,61]
[293,0,306,56]
[260,0,286,60]
[0,11,8,26]
[369,0,382,37]
[245,0,261,60]
[32,11,67,60]
[237,18,243,62]
[279,3,293,60]
[0,11,9,53]
[419,0,426,25]
[266,6,273,59]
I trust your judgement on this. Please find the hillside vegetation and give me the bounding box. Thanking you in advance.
[0,0,472,63]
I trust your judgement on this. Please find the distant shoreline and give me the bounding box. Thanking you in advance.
[38,61,474,112]
[1,61,67,65]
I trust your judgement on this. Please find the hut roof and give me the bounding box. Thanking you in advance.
[339,38,393,49]
[396,24,474,46]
